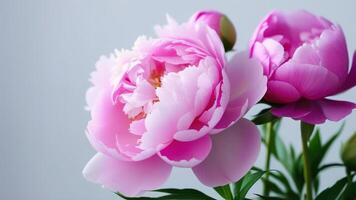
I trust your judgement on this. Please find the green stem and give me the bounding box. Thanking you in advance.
[263,122,274,196]
[301,123,313,200]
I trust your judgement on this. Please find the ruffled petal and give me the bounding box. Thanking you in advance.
[83,154,172,197]
[158,135,212,167]
[192,119,261,187]
[141,58,220,148]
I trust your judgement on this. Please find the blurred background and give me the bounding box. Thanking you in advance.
[1,0,355,199]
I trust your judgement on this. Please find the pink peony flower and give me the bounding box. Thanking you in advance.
[83,15,267,196]
[250,10,356,124]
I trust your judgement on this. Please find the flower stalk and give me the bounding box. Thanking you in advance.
[263,121,274,196]
[300,122,315,200]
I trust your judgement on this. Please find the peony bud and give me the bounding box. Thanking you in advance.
[191,10,236,51]
[341,133,356,171]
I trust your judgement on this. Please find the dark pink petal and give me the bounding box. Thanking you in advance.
[272,99,355,124]
[83,154,172,197]
[274,63,339,100]
[319,99,356,121]
[192,119,261,187]
[272,100,312,119]
[297,103,327,124]
[340,51,356,92]
[264,80,301,103]
[316,25,349,81]
[250,10,332,57]
[158,135,212,167]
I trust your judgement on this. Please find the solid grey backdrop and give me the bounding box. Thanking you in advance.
[1,0,355,199]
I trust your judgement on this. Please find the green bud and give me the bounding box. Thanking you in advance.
[341,133,356,171]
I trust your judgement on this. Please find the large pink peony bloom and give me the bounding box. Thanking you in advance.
[83,16,267,196]
[250,10,356,124]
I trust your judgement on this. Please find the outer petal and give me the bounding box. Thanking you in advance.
[193,119,261,187]
[214,52,267,130]
[271,100,312,119]
[339,51,356,92]
[264,80,301,103]
[316,25,349,81]
[83,154,172,197]
[86,89,133,161]
[319,99,356,121]
[274,62,339,100]
[271,100,326,124]
[158,135,212,168]
[271,98,355,124]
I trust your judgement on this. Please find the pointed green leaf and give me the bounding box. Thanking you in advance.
[214,184,233,200]
[237,171,266,200]
[315,177,348,200]
[116,188,215,200]
[255,194,285,200]
[339,181,356,199]
[252,108,279,125]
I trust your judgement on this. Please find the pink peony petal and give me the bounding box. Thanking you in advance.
[83,154,172,197]
[192,119,261,187]
[87,89,134,160]
[262,38,285,67]
[274,62,339,100]
[316,25,349,81]
[271,100,312,118]
[319,99,356,121]
[339,51,356,92]
[141,57,222,147]
[158,135,212,167]
[214,52,267,130]
[264,80,301,103]
[297,102,327,124]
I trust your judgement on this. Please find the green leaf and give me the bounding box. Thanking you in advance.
[314,176,320,193]
[311,124,344,177]
[255,194,285,200]
[116,193,156,200]
[269,171,298,198]
[116,188,215,200]
[214,184,233,200]
[268,180,284,195]
[232,173,246,198]
[252,108,279,125]
[339,181,356,200]
[315,177,348,200]
[236,170,266,200]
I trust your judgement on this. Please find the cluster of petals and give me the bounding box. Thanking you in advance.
[83,15,267,196]
[250,10,356,124]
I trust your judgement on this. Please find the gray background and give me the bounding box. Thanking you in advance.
[1,0,355,199]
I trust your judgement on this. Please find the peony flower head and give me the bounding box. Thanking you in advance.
[190,10,237,51]
[83,15,267,196]
[250,10,356,124]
